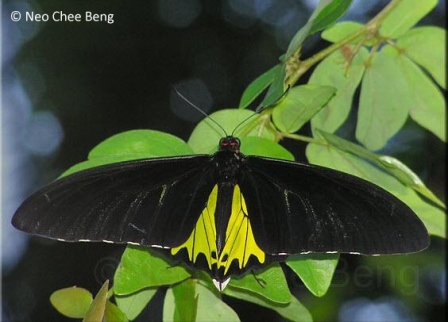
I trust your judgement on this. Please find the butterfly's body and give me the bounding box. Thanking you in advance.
[211,138,245,252]
[12,136,429,290]
[172,137,271,289]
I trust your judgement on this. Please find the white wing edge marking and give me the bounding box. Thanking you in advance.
[149,244,170,249]
[54,239,380,255]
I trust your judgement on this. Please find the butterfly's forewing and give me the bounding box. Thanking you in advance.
[12,156,215,248]
[240,156,429,256]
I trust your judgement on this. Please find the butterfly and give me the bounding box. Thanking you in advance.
[12,135,429,291]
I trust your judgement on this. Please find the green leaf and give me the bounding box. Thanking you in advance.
[224,287,312,322]
[272,85,336,133]
[188,109,275,154]
[172,279,198,322]
[114,247,191,295]
[322,21,364,42]
[382,45,446,142]
[240,137,295,161]
[63,130,193,176]
[309,46,368,133]
[285,22,313,60]
[163,288,176,322]
[196,283,240,321]
[286,0,352,59]
[239,65,281,109]
[164,282,240,322]
[356,49,412,150]
[379,0,438,39]
[115,288,157,321]
[286,254,339,297]
[309,0,353,34]
[262,64,287,107]
[317,130,445,208]
[105,301,129,322]
[306,142,446,238]
[50,286,93,319]
[378,156,445,209]
[226,264,292,304]
[403,192,446,239]
[397,26,446,89]
[83,280,109,322]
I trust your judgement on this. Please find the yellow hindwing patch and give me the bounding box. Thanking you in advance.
[171,184,265,274]
[171,185,219,269]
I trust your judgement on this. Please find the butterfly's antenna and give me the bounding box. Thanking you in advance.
[231,112,261,137]
[255,85,291,113]
[172,86,228,137]
[231,85,291,136]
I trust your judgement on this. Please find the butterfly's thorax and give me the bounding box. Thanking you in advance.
[213,136,247,180]
[212,150,244,180]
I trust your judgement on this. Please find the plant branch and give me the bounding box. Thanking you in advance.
[285,0,403,88]
[279,132,328,146]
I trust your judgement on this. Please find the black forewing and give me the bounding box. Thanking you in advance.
[240,156,429,255]
[12,155,216,247]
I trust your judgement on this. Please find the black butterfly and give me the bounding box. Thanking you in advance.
[12,135,429,290]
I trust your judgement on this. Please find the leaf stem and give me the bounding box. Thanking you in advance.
[279,132,328,146]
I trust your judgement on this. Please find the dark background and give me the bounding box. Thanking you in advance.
[2,0,446,321]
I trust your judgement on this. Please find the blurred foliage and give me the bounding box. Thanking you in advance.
[5,0,445,321]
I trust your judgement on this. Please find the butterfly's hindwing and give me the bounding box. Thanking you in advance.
[171,183,266,280]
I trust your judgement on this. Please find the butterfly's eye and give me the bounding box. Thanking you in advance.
[229,138,241,152]
[230,138,240,147]
[219,137,240,152]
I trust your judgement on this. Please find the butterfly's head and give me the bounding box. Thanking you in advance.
[219,136,241,153]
